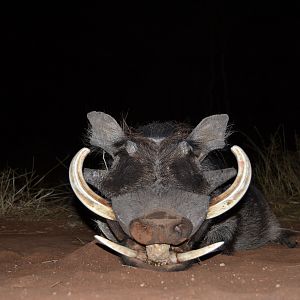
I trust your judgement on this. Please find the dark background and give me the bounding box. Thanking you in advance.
[1,3,299,182]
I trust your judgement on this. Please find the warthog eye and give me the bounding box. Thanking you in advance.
[178,141,193,155]
[125,141,138,155]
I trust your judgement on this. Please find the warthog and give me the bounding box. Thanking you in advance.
[69,111,295,271]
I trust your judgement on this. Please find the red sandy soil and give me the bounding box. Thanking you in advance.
[0,218,299,300]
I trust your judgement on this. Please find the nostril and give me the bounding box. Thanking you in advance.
[174,224,182,234]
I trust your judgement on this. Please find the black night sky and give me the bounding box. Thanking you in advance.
[1,4,300,182]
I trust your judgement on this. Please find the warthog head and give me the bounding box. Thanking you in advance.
[69,111,251,271]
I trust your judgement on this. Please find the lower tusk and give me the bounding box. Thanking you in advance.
[94,236,224,266]
[176,241,224,263]
[94,235,138,258]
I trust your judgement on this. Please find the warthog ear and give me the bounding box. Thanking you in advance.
[187,114,229,161]
[87,111,126,156]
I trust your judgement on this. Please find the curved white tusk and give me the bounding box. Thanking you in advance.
[206,146,252,219]
[94,235,138,258]
[176,241,224,263]
[69,148,116,220]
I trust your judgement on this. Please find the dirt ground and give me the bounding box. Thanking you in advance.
[0,218,299,300]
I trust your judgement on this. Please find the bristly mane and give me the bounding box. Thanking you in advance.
[123,121,192,141]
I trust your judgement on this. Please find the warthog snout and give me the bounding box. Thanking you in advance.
[129,211,193,245]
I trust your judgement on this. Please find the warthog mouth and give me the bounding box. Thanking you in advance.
[94,234,224,271]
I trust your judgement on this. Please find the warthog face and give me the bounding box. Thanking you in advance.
[69,112,251,271]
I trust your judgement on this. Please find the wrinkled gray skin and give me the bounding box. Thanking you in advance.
[83,111,295,271]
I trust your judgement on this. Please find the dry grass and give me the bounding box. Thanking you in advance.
[246,129,300,222]
[0,166,75,220]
